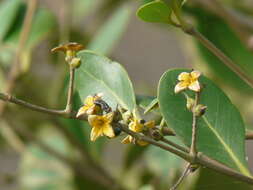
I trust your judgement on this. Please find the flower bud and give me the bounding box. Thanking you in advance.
[70,57,81,68]
[193,104,207,117]
[186,96,195,111]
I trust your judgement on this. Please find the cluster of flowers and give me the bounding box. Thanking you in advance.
[76,93,155,145]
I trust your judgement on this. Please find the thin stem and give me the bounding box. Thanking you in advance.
[119,124,253,185]
[246,131,253,140]
[193,0,253,50]
[119,124,191,161]
[170,163,191,190]
[65,67,75,113]
[190,92,200,159]
[186,27,253,88]
[161,137,189,153]
[1,91,253,184]
[0,93,85,119]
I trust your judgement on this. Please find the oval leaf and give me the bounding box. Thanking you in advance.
[76,50,136,111]
[137,1,172,23]
[158,69,250,175]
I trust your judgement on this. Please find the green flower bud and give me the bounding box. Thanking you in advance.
[193,104,207,117]
[70,57,81,68]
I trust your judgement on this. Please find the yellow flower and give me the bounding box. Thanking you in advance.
[76,93,103,117]
[174,70,201,93]
[122,119,155,146]
[88,112,115,141]
[51,42,84,62]
[51,42,84,53]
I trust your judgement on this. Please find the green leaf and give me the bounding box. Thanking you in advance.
[193,168,253,190]
[144,98,158,114]
[137,1,172,24]
[0,0,22,41]
[188,8,253,94]
[88,3,132,55]
[136,95,161,116]
[158,69,250,175]
[76,50,136,111]
[194,168,253,190]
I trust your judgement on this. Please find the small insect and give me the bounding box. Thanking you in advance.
[112,123,122,136]
[94,99,112,113]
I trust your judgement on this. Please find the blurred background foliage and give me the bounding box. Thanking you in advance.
[0,0,253,189]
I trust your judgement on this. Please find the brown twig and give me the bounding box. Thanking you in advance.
[161,137,189,153]
[193,0,253,50]
[0,92,87,120]
[118,124,253,184]
[184,27,253,88]
[1,92,253,184]
[170,163,191,190]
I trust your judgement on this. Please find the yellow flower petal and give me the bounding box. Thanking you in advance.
[90,127,103,141]
[103,112,114,123]
[76,106,89,117]
[121,136,132,144]
[178,72,190,81]
[145,120,155,128]
[188,81,201,92]
[190,70,201,79]
[88,115,102,127]
[103,125,115,138]
[129,120,143,132]
[84,96,94,106]
[174,81,188,93]
[86,106,96,115]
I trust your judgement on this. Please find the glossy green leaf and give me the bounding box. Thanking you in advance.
[137,1,172,24]
[188,8,253,94]
[76,50,136,111]
[88,3,132,55]
[158,69,250,175]
[0,0,22,41]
